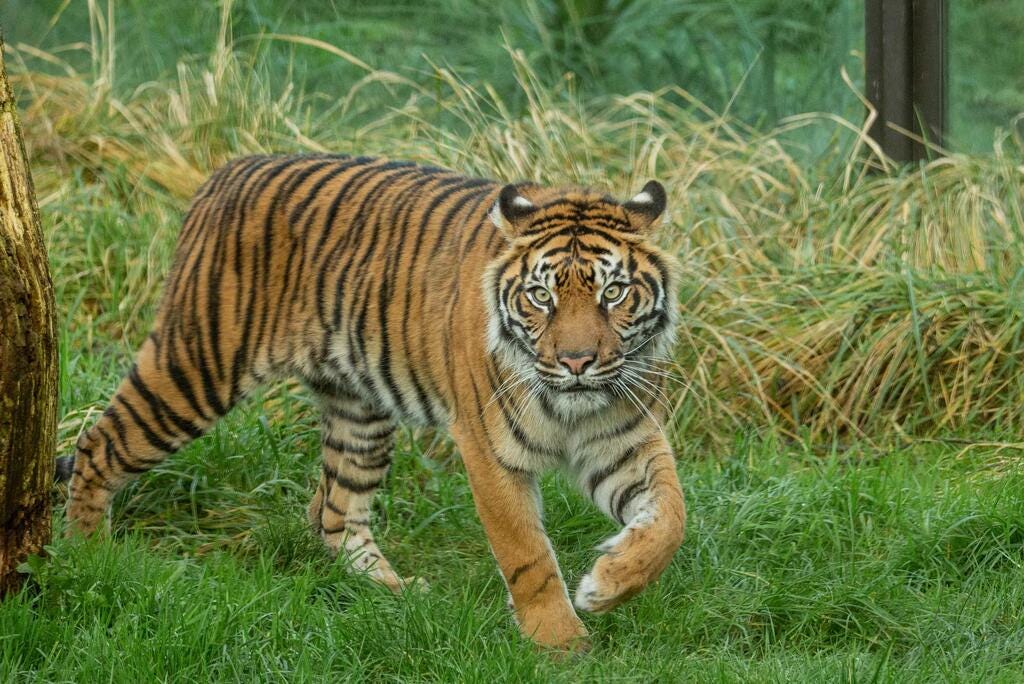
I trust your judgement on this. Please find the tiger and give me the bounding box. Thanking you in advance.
[57,153,686,650]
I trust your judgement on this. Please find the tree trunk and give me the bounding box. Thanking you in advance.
[0,31,58,596]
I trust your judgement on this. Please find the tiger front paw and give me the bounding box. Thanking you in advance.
[574,530,678,613]
[573,558,645,614]
[517,601,590,652]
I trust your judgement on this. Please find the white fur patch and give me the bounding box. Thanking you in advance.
[488,201,506,229]
[574,572,600,612]
[597,529,627,554]
[512,196,535,210]
[546,390,611,419]
[629,190,653,205]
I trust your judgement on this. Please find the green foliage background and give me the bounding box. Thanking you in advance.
[6,0,1023,151]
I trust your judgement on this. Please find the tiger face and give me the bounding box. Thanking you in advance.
[485,181,679,417]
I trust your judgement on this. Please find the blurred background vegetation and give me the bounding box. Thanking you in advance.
[1,1,1023,448]
[5,0,1022,152]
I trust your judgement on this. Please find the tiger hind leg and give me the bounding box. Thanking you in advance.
[65,336,232,535]
[308,388,417,592]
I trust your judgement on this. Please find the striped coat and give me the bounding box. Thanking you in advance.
[62,154,686,650]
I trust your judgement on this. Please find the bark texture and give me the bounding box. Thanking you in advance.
[0,32,58,596]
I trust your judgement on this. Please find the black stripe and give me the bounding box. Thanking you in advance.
[332,472,383,494]
[507,558,540,586]
[76,449,105,479]
[323,498,345,516]
[527,572,558,601]
[368,172,449,415]
[529,223,629,245]
[348,425,396,441]
[579,414,645,449]
[459,187,501,258]
[587,445,640,496]
[304,373,355,398]
[466,369,531,476]
[127,366,203,439]
[612,478,647,524]
[346,454,392,470]
[251,160,333,373]
[288,156,373,226]
[322,435,391,455]
[98,428,153,474]
[266,161,344,368]
[398,180,493,423]
[322,406,392,425]
[338,167,424,378]
[374,174,444,416]
[427,179,497,258]
[311,161,402,330]
[228,158,313,399]
[438,189,494,394]
[115,396,176,454]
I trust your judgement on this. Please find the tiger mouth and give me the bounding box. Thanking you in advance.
[560,384,598,393]
[534,366,616,393]
[543,378,609,394]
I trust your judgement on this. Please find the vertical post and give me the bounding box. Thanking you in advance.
[912,0,947,149]
[865,0,948,163]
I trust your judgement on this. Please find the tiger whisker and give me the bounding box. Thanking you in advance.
[510,376,545,430]
[622,358,689,382]
[623,332,662,357]
[614,378,670,445]
[486,369,531,409]
[623,361,696,396]
[621,361,683,383]
[619,370,674,416]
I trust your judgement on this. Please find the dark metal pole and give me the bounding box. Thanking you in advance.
[912,0,947,149]
[865,0,947,163]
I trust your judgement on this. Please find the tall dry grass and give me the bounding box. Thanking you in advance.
[8,2,1024,449]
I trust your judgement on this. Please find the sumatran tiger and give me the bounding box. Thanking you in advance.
[57,154,686,650]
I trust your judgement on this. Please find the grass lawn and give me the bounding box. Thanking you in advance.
[3,412,1024,681]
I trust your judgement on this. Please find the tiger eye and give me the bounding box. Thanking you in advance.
[602,284,623,303]
[531,287,552,304]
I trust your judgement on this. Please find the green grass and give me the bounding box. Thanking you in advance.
[5,433,1024,681]
[4,2,1024,680]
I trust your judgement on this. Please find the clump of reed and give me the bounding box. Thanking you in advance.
[10,1,1024,450]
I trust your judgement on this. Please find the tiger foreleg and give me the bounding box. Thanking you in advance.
[452,423,589,651]
[573,436,685,613]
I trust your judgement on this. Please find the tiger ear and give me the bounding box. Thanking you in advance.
[623,180,667,233]
[490,184,538,237]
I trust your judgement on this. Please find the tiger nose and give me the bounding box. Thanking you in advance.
[558,350,596,375]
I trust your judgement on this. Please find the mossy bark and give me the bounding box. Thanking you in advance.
[0,31,58,596]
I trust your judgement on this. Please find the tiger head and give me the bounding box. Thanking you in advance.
[484,181,679,418]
